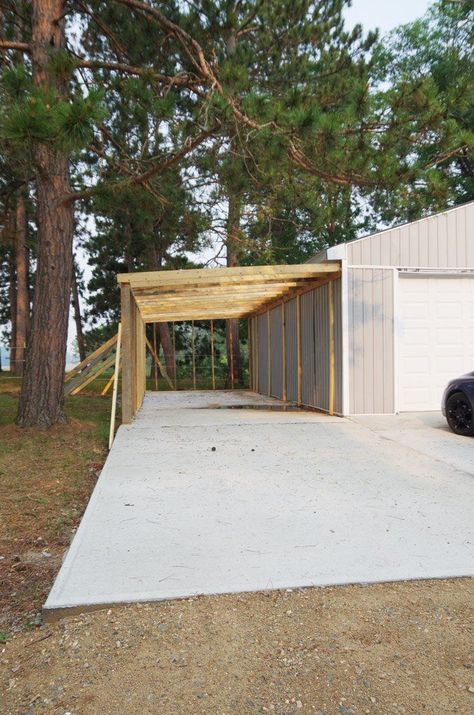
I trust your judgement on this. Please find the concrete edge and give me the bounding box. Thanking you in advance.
[42,574,474,623]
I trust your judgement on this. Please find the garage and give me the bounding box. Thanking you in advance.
[288,199,474,415]
[398,274,474,411]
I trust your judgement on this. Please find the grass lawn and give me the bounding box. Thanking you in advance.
[0,375,112,637]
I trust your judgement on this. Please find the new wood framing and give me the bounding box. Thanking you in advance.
[118,262,341,423]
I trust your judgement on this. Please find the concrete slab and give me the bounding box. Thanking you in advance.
[354,412,474,477]
[45,393,474,615]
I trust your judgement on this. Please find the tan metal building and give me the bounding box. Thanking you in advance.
[251,200,474,414]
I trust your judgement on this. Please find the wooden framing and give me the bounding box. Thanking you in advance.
[296,294,302,405]
[108,323,122,449]
[118,263,340,323]
[210,320,215,390]
[65,334,118,383]
[281,303,287,401]
[328,279,335,416]
[117,262,341,423]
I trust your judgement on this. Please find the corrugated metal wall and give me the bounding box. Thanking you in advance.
[257,312,269,394]
[347,202,474,268]
[270,306,283,399]
[348,267,394,414]
[284,298,298,402]
[251,279,343,414]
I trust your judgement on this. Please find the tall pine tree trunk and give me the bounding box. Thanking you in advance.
[13,195,29,376]
[71,261,86,362]
[226,190,242,388]
[16,0,74,427]
[8,250,17,374]
[157,323,175,379]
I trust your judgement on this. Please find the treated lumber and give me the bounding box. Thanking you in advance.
[132,281,304,297]
[210,320,215,390]
[118,262,339,288]
[101,371,115,396]
[282,303,287,401]
[65,334,118,382]
[267,311,271,396]
[121,283,134,424]
[328,280,335,416]
[297,295,302,404]
[70,353,116,395]
[108,323,122,449]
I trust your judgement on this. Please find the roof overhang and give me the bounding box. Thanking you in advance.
[118,263,340,322]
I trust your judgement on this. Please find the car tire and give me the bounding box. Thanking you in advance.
[445,391,474,436]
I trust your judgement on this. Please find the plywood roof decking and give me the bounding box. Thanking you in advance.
[118,263,340,322]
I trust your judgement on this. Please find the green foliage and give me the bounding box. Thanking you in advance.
[0,85,105,153]
[371,0,474,222]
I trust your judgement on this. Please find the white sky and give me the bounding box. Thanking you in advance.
[65,0,435,357]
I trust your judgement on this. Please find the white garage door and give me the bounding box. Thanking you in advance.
[398,275,474,411]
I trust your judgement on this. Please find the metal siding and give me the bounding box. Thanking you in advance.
[257,313,269,395]
[333,278,343,414]
[300,291,315,406]
[250,279,344,413]
[284,298,298,402]
[345,202,474,268]
[348,267,394,414]
[313,283,329,411]
[270,305,283,399]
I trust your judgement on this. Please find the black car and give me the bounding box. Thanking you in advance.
[442,372,474,436]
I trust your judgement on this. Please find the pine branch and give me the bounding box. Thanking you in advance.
[0,39,30,52]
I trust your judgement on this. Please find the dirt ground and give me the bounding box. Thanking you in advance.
[2,578,473,715]
[0,387,110,635]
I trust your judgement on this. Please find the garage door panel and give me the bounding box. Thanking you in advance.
[398,276,474,411]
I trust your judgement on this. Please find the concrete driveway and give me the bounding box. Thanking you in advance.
[45,392,474,616]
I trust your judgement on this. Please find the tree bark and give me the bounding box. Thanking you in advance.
[13,195,29,376]
[16,0,74,427]
[158,323,175,378]
[8,250,17,374]
[225,189,242,388]
[71,261,87,362]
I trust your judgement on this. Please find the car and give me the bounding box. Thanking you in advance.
[442,372,474,436]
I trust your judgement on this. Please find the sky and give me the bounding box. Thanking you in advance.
[12,0,436,361]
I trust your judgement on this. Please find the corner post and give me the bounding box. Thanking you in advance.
[120,281,134,424]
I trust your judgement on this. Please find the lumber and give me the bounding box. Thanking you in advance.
[70,353,116,395]
[121,283,134,424]
[108,323,122,449]
[65,334,118,382]
[328,280,335,416]
[118,262,340,288]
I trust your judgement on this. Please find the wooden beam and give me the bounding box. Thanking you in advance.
[133,282,305,297]
[118,262,340,288]
[282,303,287,401]
[101,371,115,397]
[108,323,122,449]
[121,283,134,424]
[248,273,341,318]
[70,353,116,395]
[192,320,196,390]
[267,311,271,396]
[248,318,252,392]
[297,294,302,405]
[328,280,335,416]
[255,317,259,393]
[65,334,118,382]
[210,320,215,390]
